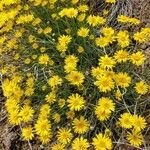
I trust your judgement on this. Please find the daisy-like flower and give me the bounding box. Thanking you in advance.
[22,126,34,140]
[72,116,89,134]
[52,142,65,150]
[45,91,56,104]
[98,97,115,112]
[34,119,51,136]
[48,75,62,88]
[95,97,115,121]
[66,71,85,86]
[101,27,115,37]
[127,129,143,147]
[19,105,34,122]
[130,51,145,66]
[66,110,75,120]
[77,4,89,12]
[92,133,112,150]
[58,35,72,45]
[38,54,52,65]
[95,106,112,121]
[67,93,85,111]
[118,113,133,129]
[57,128,72,144]
[135,81,149,95]
[132,115,147,131]
[77,27,89,37]
[59,8,78,18]
[91,67,104,78]
[95,37,110,48]
[64,55,78,64]
[87,15,106,27]
[94,76,114,92]
[72,137,90,150]
[116,30,130,48]
[114,72,131,88]
[99,55,116,69]
[114,50,129,63]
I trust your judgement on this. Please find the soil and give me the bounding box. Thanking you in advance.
[0,0,150,149]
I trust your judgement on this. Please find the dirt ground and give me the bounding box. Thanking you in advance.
[0,0,150,150]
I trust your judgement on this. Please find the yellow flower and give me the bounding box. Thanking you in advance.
[92,133,112,150]
[43,27,52,34]
[32,17,41,26]
[72,137,90,150]
[95,37,110,48]
[117,15,140,25]
[97,97,115,112]
[66,110,75,120]
[130,51,145,66]
[39,104,51,118]
[9,110,22,125]
[64,63,77,73]
[22,126,34,140]
[115,90,122,101]
[117,30,130,48]
[101,27,115,36]
[114,50,129,63]
[119,113,133,129]
[105,0,116,3]
[66,71,85,86]
[99,55,116,69]
[78,5,89,12]
[45,91,56,104]
[64,55,78,73]
[19,105,34,122]
[56,35,72,53]
[91,67,104,78]
[52,142,65,150]
[77,46,84,53]
[117,15,130,23]
[35,119,51,137]
[94,76,114,92]
[48,75,62,88]
[39,54,52,65]
[65,55,78,64]
[58,35,72,45]
[71,0,79,5]
[53,113,61,123]
[57,128,72,144]
[58,99,66,108]
[114,72,131,88]
[133,31,148,43]
[77,13,86,22]
[127,130,143,147]
[24,58,31,64]
[135,81,149,95]
[59,8,78,18]
[72,116,89,134]
[87,15,106,26]
[77,27,89,37]
[67,93,85,111]
[132,115,146,131]
[95,97,115,121]
[39,133,51,144]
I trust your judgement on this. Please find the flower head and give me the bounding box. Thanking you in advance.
[67,93,85,111]
[72,137,90,150]
[92,133,112,150]
[57,128,72,144]
[72,116,89,134]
